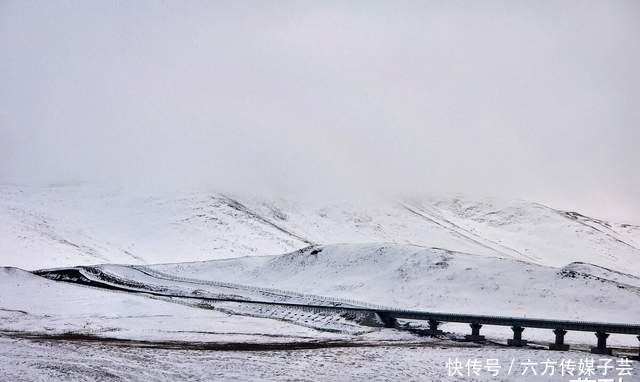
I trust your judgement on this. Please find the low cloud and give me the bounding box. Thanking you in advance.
[1,1,638,222]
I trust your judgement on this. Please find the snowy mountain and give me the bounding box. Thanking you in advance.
[0,266,347,344]
[9,243,639,349]
[1,184,639,275]
[151,243,640,323]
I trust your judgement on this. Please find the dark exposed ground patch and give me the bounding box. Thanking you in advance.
[0,330,472,352]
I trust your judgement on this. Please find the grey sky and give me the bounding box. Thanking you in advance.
[1,1,639,222]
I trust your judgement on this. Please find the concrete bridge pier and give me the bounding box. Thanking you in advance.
[426,319,443,336]
[377,312,398,328]
[464,322,485,342]
[591,332,612,355]
[549,329,569,351]
[507,326,527,347]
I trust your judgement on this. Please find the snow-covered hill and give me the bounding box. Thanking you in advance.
[151,243,640,324]
[1,184,639,274]
[18,243,640,348]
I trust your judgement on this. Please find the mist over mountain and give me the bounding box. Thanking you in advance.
[3,3,640,380]
[3,184,638,274]
[1,1,639,223]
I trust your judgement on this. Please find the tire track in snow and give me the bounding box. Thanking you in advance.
[218,194,315,245]
[399,202,539,262]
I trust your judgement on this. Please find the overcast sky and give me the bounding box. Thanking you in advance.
[1,1,638,222]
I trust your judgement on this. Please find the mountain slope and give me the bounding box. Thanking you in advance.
[149,243,640,324]
[1,184,639,274]
[0,266,351,344]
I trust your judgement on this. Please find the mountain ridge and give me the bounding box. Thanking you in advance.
[1,184,638,274]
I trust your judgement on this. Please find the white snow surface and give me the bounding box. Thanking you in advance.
[0,267,349,343]
[2,184,639,275]
[152,243,640,324]
[1,243,640,381]
[20,242,639,346]
[2,183,639,375]
[4,337,639,382]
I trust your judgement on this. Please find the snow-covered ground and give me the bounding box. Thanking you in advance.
[1,184,639,381]
[10,242,638,348]
[3,337,638,382]
[0,267,354,344]
[2,184,639,274]
[152,243,640,324]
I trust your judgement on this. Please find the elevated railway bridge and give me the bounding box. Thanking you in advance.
[37,267,640,358]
